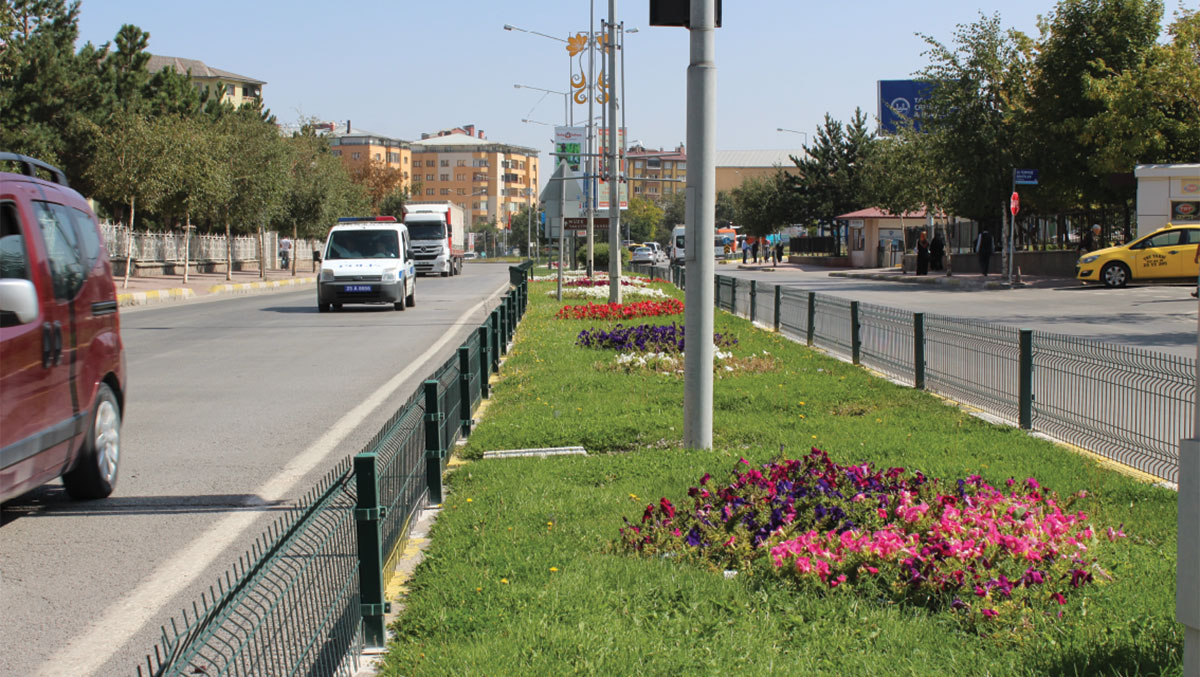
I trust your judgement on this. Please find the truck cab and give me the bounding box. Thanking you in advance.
[403,202,465,277]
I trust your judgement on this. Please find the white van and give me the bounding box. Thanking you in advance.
[317,217,416,312]
[671,225,686,263]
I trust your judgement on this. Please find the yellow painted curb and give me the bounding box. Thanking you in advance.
[116,288,195,307]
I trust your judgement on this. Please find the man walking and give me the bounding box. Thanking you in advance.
[1079,224,1102,254]
[975,229,994,276]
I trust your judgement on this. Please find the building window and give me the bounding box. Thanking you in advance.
[373,153,380,161]
[404,157,409,164]
[456,173,465,181]
[440,174,449,181]
[440,188,451,195]
[634,160,643,168]
[457,188,466,196]
[677,162,686,170]
[473,173,486,182]
[388,152,400,163]
[426,174,434,181]
[457,160,466,166]
[332,150,342,157]
[648,159,661,168]
[352,152,361,160]
[426,160,435,167]
[634,186,642,193]
[440,159,449,167]
[426,189,435,195]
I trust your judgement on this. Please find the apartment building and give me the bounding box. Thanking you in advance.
[626,144,687,201]
[146,55,265,108]
[327,125,414,182]
[410,125,539,229]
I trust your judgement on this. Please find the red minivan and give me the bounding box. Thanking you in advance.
[0,153,126,503]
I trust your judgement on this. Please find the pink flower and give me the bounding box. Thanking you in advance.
[981,608,998,618]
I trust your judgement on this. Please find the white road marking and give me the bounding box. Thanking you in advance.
[39,288,506,676]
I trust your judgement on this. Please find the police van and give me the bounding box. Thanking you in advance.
[317,217,416,312]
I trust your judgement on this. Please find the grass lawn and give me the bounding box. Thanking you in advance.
[379,272,1182,676]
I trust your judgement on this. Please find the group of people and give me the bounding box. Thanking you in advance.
[912,231,947,276]
[741,237,785,265]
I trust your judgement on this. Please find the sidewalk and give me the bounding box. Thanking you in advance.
[722,259,1077,290]
[113,269,317,308]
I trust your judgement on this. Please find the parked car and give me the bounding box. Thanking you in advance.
[0,153,126,503]
[462,251,478,260]
[631,246,654,264]
[1075,223,1199,288]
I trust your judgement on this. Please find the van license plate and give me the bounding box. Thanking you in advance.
[345,285,374,293]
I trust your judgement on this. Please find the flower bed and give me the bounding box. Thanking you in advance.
[617,449,1124,633]
[548,285,671,300]
[576,322,737,353]
[555,299,685,320]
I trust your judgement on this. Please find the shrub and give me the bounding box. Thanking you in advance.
[575,243,631,269]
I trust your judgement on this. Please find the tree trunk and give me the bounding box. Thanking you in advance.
[225,216,233,282]
[258,225,265,279]
[292,221,298,276]
[183,212,191,284]
[941,218,953,276]
[122,197,135,289]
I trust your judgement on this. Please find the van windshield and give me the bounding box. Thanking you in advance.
[407,222,446,240]
[325,230,399,260]
[675,235,684,247]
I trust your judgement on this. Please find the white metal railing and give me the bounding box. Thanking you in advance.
[100,222,320,266]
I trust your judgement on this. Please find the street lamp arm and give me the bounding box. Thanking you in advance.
[502,24,568,43]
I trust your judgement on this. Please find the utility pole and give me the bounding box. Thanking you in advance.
[1180,282,1200,675]
[586,0,596,278]
[606,1,622,304]
[682,0,716,450]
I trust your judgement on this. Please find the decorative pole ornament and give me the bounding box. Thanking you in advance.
[568,32,610,105]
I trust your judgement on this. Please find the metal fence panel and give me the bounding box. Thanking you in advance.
[1031,332,1194,483]
[924,315,1021,423]
[143,462,361,677]
[369,391,429,587]
[858,302,916,385]
[778,287,810,342]
[436,356,463,451]
[811,294,854,358]
[715,276,735,312]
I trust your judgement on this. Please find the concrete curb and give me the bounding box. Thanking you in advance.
[829,271,1012,290]
[115,277,316,308]
[116,288,196,307]
[206,277,317,296]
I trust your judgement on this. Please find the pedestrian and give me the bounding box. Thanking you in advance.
[774,239,784,265]
[278,236,293,271]
[751,238,760,264]
[915,230,930,275]
[975,228,994,276]
[1079,224,1102,254]
[929,233,945,271]
[741,238,749,263]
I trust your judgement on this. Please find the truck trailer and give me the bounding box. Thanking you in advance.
[402,202,466,276]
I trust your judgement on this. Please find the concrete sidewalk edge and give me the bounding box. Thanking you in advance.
[116,277,316,307]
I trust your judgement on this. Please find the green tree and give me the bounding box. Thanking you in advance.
[624,197,664,243]
[157,115,230,282]
[788,109,877,250]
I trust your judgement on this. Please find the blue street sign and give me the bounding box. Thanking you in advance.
[1014,169,1039,185]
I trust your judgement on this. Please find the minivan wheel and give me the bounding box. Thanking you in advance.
[406,286,416,307]
[318,302,330,313]
[63,383,120,500]
[1101,262,1129,288]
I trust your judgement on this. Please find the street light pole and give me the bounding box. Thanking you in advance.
[606,1,621,303]
[684,0,717,450]
[586,0,596,278]
[776,127,808,145]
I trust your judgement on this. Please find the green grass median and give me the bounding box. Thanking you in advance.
[379,272,1181,675]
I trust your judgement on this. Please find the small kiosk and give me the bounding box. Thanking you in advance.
[1135,163,1200,237]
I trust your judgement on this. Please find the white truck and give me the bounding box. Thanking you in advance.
[671,225,686,263]
[403,202,466,276]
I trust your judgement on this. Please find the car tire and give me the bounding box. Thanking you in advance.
[318,302,330,313]
[333,303,343,311]
[1101,262,1129,288]
[441,269,450,277]
[406,285,416,307]
[62,383,120,500]
[395,300,406,311]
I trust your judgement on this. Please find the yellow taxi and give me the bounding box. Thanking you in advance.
[1076,223,1200,287]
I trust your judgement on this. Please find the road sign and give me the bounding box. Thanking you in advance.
[1010,192,1020,216]
[564,218,609,228]
[1014,168,1039,185]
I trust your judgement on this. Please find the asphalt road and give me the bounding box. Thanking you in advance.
[720,265,1198,359]
[0,264,512,677]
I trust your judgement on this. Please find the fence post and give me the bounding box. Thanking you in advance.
[913,312,926,390]
[1019,329,1033,429]
[490,309,501,371]
[730,278,738,316]
[749,280,757,323]
[354,452,388,648]
[806,292,816,347]
[424,379,444,505]
[478,325,491,398]
[773,286,782,332]
[458,346,473,437]
[850,301,861,365]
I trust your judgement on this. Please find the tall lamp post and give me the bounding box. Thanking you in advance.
[776,127,808,145]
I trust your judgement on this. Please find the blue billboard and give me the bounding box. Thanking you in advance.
[877,80,933,134]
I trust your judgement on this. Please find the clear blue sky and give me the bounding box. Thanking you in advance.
[74,1,1136,173]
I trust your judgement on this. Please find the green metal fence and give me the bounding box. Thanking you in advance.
[140,265,532,676]
[708,274,1193,483]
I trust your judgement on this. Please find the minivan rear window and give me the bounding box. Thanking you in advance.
[325,230,399,260]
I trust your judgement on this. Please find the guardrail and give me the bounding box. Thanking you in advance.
[630,264,1194,484]
[139,261,534,676]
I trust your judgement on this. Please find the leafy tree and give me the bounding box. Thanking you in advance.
[914,14,1029,228]
[85,111,170,286]
[157,115,230,282]
[659,190,686,235]
[378,188,410,221]
[351,159,406,215]
[732,173,794,239]
[1027,0,1163,213]
[623,196,664,243]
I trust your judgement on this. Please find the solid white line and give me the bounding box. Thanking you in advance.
[39,285,507,676]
